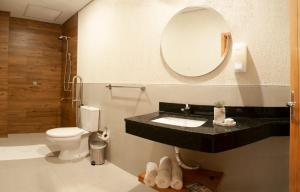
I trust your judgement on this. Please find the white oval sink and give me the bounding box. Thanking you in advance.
[151,117,206,128]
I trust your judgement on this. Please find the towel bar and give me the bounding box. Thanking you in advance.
[105,84,146,91]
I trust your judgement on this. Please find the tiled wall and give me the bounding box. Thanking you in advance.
[0,11,9,137]
[7,18,62,133]
[0,12,78,135]
[61,14,78,127]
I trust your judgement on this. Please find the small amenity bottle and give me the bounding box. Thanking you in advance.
[214,101,225,123]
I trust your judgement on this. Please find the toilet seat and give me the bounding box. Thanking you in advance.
[47,127,84,138]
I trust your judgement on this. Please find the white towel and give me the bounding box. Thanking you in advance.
[170,162,183,190]
[155,156,172,189]
[143,162,158,187]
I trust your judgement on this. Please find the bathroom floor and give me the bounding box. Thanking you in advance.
[0,133,155,192]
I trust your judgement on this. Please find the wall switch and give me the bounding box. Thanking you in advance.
[32,81,38,86]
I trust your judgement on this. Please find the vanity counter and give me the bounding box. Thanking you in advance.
[125,102,290,153]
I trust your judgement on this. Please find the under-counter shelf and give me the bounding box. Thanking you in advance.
[125,102,290,153]
[138,168,223,192]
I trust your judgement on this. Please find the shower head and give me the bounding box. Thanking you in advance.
[58,35,70,40]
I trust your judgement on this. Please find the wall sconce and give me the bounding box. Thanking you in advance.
[233,42,247,72]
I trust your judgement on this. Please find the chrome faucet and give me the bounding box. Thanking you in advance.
[181,104,191,114]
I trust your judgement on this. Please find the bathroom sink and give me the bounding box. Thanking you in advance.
[151,116,206,128]
[125,102,290,152]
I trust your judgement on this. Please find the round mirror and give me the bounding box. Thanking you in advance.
[161,7,231,77]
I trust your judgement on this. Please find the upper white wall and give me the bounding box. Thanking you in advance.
[78,0,289,85]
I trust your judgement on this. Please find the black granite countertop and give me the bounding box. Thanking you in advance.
[125,102,290,153]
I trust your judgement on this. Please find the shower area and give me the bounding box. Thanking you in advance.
[0,12,78,137]
[59,17,79,128]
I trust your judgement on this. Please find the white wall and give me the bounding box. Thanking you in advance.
[78,0,289,85]
[77,0,290,191]
[82,84,289,192]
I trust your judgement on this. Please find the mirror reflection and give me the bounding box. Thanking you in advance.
[161,7,231,77]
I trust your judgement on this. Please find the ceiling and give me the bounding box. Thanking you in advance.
[0,0,93,24]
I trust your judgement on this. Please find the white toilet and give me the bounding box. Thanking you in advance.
[46,106,99,160]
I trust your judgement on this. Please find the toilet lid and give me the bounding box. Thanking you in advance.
[46,127,84,138]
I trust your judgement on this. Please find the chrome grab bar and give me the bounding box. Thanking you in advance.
[105,84,146,91]
[71,76,83,106]
[71,75,83,127]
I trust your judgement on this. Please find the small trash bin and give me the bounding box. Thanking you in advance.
[90,139,107,165]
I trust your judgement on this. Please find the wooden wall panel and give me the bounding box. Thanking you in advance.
[8,18,62,133]
[0,11,9,137]
[61,14,78,127]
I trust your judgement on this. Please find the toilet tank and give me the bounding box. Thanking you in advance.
[80,106,100,132]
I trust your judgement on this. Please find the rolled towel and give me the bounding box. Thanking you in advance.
[170,162,183,190]
[155,156,172,189]
[143,162,158,187]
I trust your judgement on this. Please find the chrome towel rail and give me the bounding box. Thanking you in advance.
[105,84,146,91]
